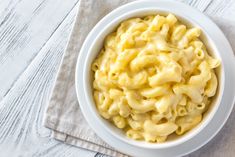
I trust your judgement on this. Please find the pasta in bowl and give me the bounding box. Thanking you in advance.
[91,13,221,143]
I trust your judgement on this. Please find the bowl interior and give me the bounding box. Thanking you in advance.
[83,8,224,148]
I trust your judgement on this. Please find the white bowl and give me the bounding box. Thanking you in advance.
[75,0,235,156]
[82,4,224,150]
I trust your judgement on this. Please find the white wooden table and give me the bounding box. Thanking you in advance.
[0,0,234,156]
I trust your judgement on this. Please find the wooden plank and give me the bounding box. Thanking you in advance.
[0,0,20,24]
[0,0,78,100]
[0,2,95,157]
[180,0,213,11]
[204,0,235,18]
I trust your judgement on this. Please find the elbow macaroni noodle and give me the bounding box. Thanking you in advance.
[92,13,220,143]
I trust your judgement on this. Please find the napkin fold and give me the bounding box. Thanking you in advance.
[43,0,235,156]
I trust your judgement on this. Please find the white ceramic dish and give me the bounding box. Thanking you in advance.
[75,0,235,156]
[81,2,225,150]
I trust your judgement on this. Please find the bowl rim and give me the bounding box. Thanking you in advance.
[75,0,235,156]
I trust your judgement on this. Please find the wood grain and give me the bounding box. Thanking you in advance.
[181,0,213,11]
[0,0,234,157]
[0,0,78,100]
[204,0,235,18]
[0,2,95,157]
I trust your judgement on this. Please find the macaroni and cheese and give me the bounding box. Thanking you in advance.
[91,13,220,143]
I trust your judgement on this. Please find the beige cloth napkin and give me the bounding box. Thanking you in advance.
[43,0,235,157]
